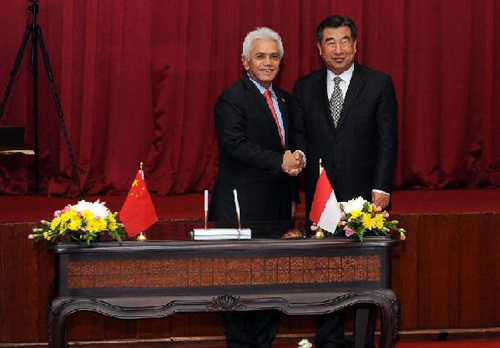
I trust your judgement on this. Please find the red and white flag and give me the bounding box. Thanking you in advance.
[119,170,158,237]
[309,167,342,233]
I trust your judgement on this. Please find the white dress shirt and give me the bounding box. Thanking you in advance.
[326,63,354,101]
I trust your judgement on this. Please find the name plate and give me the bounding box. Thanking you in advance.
[190,228,251,240]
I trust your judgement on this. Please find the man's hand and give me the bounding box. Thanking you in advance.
[282,150,302,176]
[372,191,390,209]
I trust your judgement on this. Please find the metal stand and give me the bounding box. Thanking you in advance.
[0,0,83,199]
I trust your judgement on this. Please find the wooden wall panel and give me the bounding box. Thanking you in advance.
[136,318,173,339]
[0,224,4,342]
[25,227,41,341]
[2,223,34,341]
[458,214,483,327]
[1,214,499,344]
[391,214,419,329]
[481,213,500,326]
[103,316,136,340]
[67,313,106,340]
[35,240,54,341]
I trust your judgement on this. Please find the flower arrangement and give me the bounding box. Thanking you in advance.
[30,200,127,245]
[312,196,406,241]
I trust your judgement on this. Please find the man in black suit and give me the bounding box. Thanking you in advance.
[209,27,302,348]
[291,15,398,348]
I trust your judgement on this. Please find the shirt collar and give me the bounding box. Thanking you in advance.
[247,73,275,97]
[326,63,355,84]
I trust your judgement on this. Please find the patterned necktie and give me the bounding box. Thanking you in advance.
[329,76,343,127]
[263,89,285,147]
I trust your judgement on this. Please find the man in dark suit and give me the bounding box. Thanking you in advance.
[291,15,398,348]
[209,27,301,348]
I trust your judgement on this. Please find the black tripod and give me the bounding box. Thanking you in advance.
[0,0,83,199]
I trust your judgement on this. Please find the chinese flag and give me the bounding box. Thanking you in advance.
[119,170,158,237]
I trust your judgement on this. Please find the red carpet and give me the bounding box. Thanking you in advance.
[393,339,500,347]
[200,339,500,348]
[271,340,499,348]
[0,189,499,223]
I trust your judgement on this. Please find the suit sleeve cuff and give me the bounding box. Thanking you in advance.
[372,189,390,197]
[295,150,306,167]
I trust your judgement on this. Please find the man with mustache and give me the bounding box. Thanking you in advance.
[209,27,302,348]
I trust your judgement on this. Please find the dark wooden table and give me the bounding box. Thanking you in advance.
[48,237,400,348]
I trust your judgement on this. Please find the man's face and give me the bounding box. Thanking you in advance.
[242,38,281,88]
[317,26,357,75]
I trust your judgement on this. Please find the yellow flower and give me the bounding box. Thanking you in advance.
[362,213,376,230]
[50,216,62,230]
[350,210,362,219]
[60,211,74,222]
[68,210,79,220]
[86,219,99,232]
[82,211,94,221]
[43,231,49,240]
[374,214,384,229]
[68,218,82,231]
[109,214,117,229]
[97,218,107,230]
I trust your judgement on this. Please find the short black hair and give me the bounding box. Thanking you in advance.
[316,15,358,43]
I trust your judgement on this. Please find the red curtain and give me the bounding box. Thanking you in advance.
[0,0,499,196]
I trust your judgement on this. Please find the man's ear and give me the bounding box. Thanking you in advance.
[242,57,249,71]
[354,40,357,53]
[316,42,322,56]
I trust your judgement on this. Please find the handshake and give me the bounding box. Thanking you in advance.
[281,150,305,176]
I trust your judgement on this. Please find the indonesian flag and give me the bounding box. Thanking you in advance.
[119,170,158,237]
[309,167,342,233]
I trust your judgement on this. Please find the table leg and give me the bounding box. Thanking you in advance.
[48,299,69,348]
[378,292,400,348]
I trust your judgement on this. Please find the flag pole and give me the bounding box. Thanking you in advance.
[137,161,147,241]
[204,190,208,229]
[314,159,325,239]
[233,189,241,231]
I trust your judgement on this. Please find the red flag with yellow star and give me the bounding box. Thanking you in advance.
[119,170,158,237]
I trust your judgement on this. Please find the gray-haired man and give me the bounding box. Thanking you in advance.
[209,27,301,348]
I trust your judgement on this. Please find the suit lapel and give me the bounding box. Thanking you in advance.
[336,63,366,130]
[243,75,268,111]
[242,75,284,148]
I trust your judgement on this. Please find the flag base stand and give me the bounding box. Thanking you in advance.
[137,232,147,241]
[313,229,325,239]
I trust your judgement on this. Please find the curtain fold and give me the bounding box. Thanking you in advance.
[0,0,498,196]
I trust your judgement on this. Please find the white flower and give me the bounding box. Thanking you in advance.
[72,200,110,219]
[340,196,367,213]
[298,339,313,348]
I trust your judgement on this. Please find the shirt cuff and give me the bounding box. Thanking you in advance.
[294,150,306,168]
[372,189,390,197]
